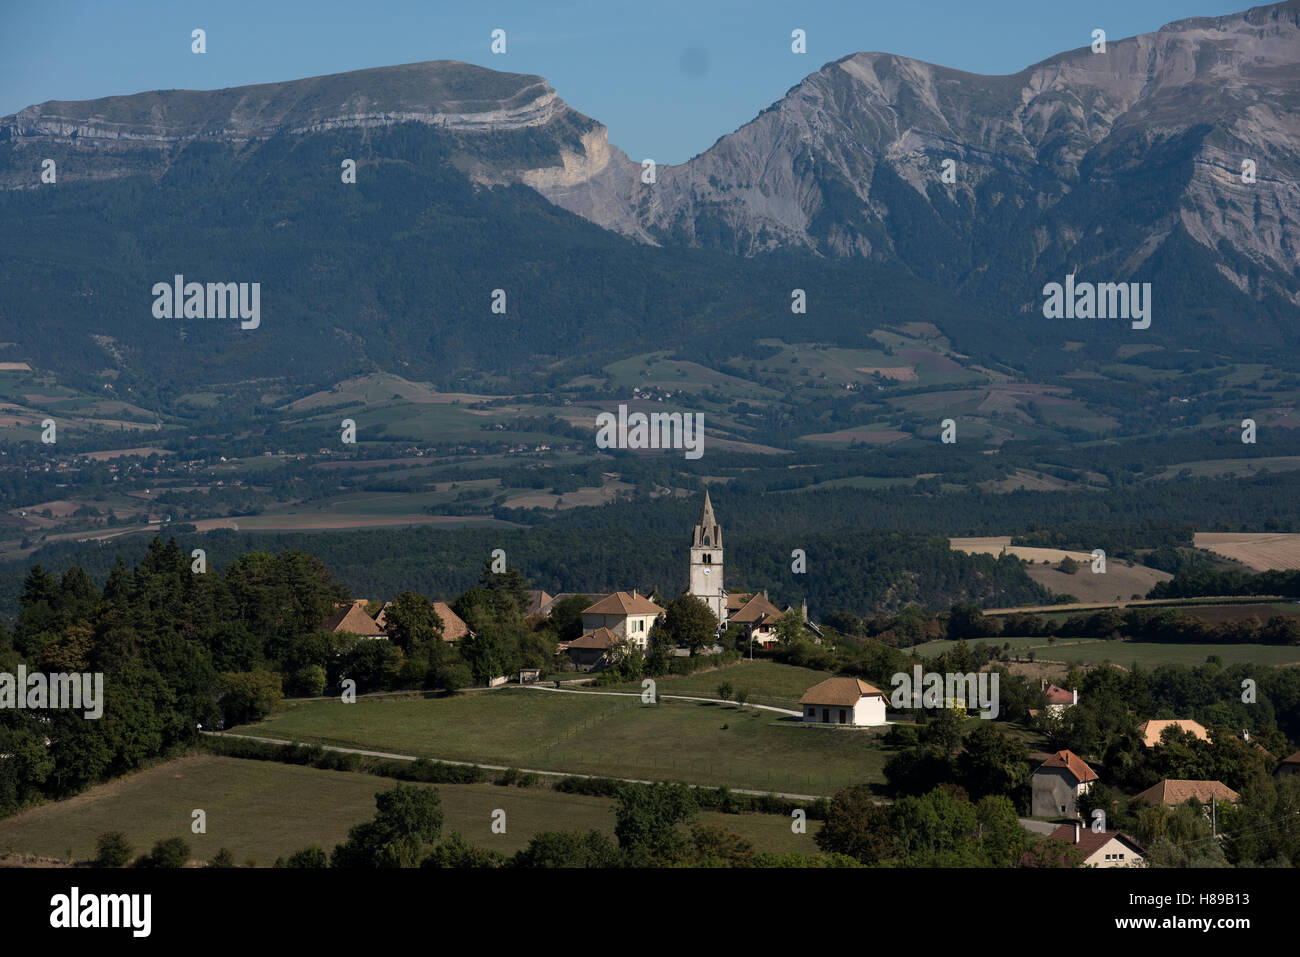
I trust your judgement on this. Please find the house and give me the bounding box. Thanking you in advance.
[799,677,888,727]
[1031,749,1099,818]
[564,627,619,671]
[1045,822,1145,868]
[1042,682,1078,718]
[581,591,663,652]
[1133,779,1240,807]
[372,600,473,644]
[323,600,386,639]
[1277,750,1300,779]
[1138,718,1210,748]
[729,592,786,648]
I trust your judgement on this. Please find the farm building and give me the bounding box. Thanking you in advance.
[799,677,887,727]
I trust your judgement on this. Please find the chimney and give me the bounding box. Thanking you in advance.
[632,589,638,599]
[1073,821,1081,844]
[1040,678,1046,691]
[1072,689,1078,706]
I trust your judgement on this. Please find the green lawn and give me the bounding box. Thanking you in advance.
[231,687,888,794]
[914,635,1300,668]
[578,660,832,710]
[0,755,821,864]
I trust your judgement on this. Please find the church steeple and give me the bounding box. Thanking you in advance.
[693,489,721,549]
[689,490,725,622]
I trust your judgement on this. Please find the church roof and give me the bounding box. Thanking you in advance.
[693,490,722,548]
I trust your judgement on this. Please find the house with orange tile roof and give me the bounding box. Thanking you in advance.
[799,677,888,726]
[1138,718,1210,748]
[323,600,386,639]
[1043,822,1145,868]
[1031,749,1099,818]
[581,590,664,652]
[1134,779,1239,807]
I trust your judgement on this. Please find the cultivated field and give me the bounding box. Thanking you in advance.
[0,755,819,863]
[1194,532,1300,571]
[230,688,889,795]
[914,635,1300,668]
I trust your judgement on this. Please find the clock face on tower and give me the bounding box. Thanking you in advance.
[703,569,710,576]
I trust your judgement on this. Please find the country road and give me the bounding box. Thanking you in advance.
[203,731,828,802]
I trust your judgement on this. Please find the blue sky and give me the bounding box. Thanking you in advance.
[2,0,1246,163]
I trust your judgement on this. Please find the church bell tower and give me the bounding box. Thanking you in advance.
[689,490,726,623]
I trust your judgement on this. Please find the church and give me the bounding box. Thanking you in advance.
[557,490,813,668]
[687,490,810,648]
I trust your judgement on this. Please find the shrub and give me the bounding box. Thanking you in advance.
[95,831,132,868]
[208,848,236,868]
[139,837,191,869]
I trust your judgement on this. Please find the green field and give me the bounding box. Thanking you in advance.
[914,635,1300,668]
[0,755,821,864]
[231,687,888,794]
[580,660,833,711]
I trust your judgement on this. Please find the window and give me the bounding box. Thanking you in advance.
[702,553,711,564]
[1118,854,1124,861]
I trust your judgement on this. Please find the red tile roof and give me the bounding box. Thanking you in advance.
[567,627,618,650]
[1035,749,1099,784]
[583,591,662,616]
[1045,825,1144,860]
[1044,684,1075,705]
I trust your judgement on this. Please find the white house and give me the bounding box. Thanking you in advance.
[799,677,888,727]
[580,591,664,652]
[1047,823,1145,868]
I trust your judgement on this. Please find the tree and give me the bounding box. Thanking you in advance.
[421,832,508,868]
[956,723,1031,803]
[384,591,444,653]
[513,830,621,868]
[815,785,898,864]
[138,837,191,869]
[95,831,132,868]
[274,846,329,868]
[613,783,697,864]
[217,670,284,725]
[659,595,716,656]
[331,783,444,868]
[717,681,733,702]
[208,848,236,868]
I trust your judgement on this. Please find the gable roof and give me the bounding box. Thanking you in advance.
[726,592,754,611]
[1138,719,1210,747]
[1282,749,1300,766]
[432,601,471,643]
[324,600,384,636]
[1044,684,1075,705]
[567,627,618,650]
[582,591,662,616]
[1134,779,1240,806]
[1046,825,1144,860]
[800,677,885,707]
[730,592,784,624]
[1035,749,1099,784]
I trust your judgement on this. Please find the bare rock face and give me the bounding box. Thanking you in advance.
[0,60,609,187]
[531,0,1300,304]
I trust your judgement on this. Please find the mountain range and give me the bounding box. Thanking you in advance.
[2,1,1297,399]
